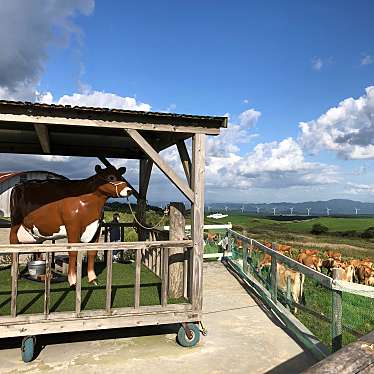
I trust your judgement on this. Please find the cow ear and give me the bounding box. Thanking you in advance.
[118,166,126,175]
[95,165,102,174]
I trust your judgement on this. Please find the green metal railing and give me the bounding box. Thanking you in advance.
[225,229,374,354]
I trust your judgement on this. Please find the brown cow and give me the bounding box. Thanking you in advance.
[301,249,319,256]
[207,232,219,243]
[277,264,305,313]
[10,163,131,286]
[356,265,374,285]
[258,253,272,271]
[324,250,342,261]
[297,253,322,272]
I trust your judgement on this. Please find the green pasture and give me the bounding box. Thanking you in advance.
[0,262,184,316]
[205,214,374,234]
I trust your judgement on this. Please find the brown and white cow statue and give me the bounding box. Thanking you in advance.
[9,163,132,287]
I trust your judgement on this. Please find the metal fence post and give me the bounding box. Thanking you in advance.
[225,230,231,257]
[243,241,248,274]
[286,275,292,311]
[332,268,343,352]
[271,243,278,303]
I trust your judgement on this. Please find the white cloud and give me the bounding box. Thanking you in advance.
[0,0,94,100]
[206,137,339,190]
[56,90,151,111]
[299,86,374,159]
[312,57,323,71]
[207,109,260,157]
[361,55,374,66]
[311,56,333,71]
[345,182,374,195]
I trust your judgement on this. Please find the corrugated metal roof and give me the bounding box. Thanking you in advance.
[0,171,67,184]
[0,172,23,183]
[0,100,228,128]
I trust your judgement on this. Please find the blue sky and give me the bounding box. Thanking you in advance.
[1,0,374,203]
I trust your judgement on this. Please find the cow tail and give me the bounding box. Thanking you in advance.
[10,186,22,226]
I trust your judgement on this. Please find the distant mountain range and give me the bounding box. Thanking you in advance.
[202,199,374,216]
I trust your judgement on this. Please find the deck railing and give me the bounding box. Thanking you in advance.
[0,240,193,326]
[225,229,374,357]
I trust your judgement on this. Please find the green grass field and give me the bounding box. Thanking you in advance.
[0,262,184,316]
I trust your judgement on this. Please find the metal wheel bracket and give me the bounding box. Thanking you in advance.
[199,321,208,336]
[181,322,193,340]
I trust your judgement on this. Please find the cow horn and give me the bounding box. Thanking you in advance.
[98,157,113,168]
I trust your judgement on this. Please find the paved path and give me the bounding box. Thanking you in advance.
[0,262,315,373]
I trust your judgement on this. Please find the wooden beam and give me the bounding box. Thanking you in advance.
[136,159,153,241]
[33,124,51,153]
[1,240,192,254]
[191,134,205,312]
[126,129,194,202]
[140,159,153,195]
[177,140,192,185]
[0,113,221,135]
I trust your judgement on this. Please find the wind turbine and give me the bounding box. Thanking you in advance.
[307,208,311,216]
[289,207,294,216]
[326,208,331,216]
[354,208,360,215]
[272,207,277,216]
[241,205,245,213]
[225,206,229,213]
[256,207,261,214]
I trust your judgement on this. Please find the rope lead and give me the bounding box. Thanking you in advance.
[126,197,169,230]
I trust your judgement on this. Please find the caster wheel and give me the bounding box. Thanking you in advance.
[177,323,200,347]
[21,336,36,363]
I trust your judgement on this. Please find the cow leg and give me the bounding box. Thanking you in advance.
[87,251,97,284]
[68,252,77,287]
[87,229,100,284]
[67,227,81,287]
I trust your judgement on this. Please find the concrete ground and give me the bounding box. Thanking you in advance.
[0,261,316,374]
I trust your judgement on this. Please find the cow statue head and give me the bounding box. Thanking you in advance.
[94,163,132,198]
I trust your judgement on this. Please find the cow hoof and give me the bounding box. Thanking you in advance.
[89,279,98,286]
[69,284,76,290]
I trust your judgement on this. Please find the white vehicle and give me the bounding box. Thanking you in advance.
[207,213,228,219]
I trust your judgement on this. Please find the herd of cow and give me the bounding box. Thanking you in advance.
[242,240,374,286]
[230,238,374,313]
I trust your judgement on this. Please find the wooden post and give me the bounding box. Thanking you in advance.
[11,253,18,318]
[161,246,169,307]
[136,159,153,242]
[106,250,113,313]
[271,243,278,303]
[135,249,141,308]
[168,202,186,299]
[44,252,51,317]
[75,251,83,317]
[191,133,205,312]
[243,241,248,273]
[332,268,343,352]
[104,225,109,242]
